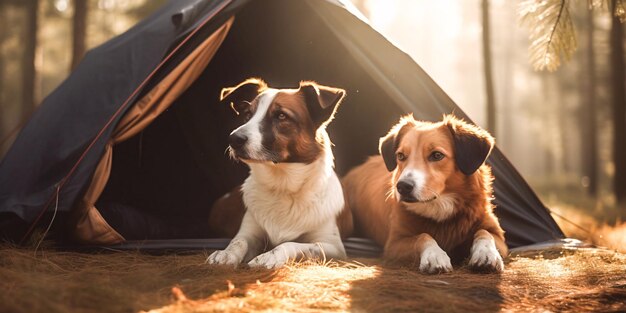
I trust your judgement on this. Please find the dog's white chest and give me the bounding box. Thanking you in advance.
[254,195,316,245]
[242,162,344,247]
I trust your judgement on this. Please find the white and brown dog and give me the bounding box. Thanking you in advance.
[207,78,350,269]
[343,114,507,274]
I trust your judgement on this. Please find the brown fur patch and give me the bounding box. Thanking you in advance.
[212,80,348,239]
[208,186,246,238]
[226,79,345,164]
[343,115,507,266]
[262,92,322,163]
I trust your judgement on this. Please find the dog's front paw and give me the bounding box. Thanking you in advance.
[469,239,504,273]
[206,250,242,267]
[248,249,289,269]
[419,245,453,274]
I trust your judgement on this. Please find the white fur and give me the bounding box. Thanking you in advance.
[248,242,314,269]
[469,235,504,272]
[208,126,346,269]
[419,237,453,274]
[229,89,278,160]
[206,214,264,265]
[396,169,427,199]
[405,193,457,222]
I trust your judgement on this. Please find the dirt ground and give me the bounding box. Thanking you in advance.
[1,243,625,313]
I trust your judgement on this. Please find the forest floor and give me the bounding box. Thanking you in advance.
[1,207,626,313]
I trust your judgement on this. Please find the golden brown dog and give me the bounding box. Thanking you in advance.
[343,114,507,273]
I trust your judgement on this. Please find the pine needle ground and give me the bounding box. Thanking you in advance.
[1,243,625,313]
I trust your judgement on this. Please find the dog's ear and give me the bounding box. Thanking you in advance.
[379,116,414,172]
[379,133,397,172]
[220,78,267,115]
[444,115,494,175]
[299,81,346,128]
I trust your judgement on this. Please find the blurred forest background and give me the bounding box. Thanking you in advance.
[0,0,625,225]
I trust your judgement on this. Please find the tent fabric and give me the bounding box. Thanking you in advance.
[72,18,233,244]
[61,238,385,258]
[0,0,564,248]
[0,0,237,231]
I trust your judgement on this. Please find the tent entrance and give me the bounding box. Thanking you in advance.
[0,0,565,249]
[89,0,406,244]
[54,0,563,248]
[72,19,234,244]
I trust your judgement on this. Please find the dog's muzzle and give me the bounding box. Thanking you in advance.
[228,132,250,160]
[396,180,438,203]
[229,132,248,150]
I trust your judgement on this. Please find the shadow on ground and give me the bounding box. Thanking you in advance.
[348,262,504,313]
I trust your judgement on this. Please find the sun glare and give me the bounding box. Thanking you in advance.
[540,258,570,278]
[362,0,483,125]
[54,0,69,12]
[143,261,381,312]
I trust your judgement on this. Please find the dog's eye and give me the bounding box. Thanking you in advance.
[429,151,445,162]
[397,152,407,161]
[276,112,288,121]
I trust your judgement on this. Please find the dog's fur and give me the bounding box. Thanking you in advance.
[209,183,354,239]
[207,78,351,269]
[343,115,507,273]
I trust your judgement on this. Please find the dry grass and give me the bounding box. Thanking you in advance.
[532,175,626,252]
[2,202,625,312]
[1,244,626,313]
[550,203,626,253]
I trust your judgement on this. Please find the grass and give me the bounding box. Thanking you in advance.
[1,245,626,312]
[532,174,626,252]
[2,205,626,312]
[551,203,626,253]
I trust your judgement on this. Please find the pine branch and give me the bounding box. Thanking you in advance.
[519,0,578,71]
[546,1,567,61]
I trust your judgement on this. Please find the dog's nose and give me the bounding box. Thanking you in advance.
[229,133,248,149]
[396,180,414,196]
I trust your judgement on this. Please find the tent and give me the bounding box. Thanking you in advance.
[0,0,564,250]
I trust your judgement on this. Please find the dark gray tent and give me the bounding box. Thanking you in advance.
[0,0,564,251]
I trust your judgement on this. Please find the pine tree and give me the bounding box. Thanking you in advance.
[519,0,625,71]
[22,0,38,115]
[482,0,497,136]
[71,0,88,71]
[520,0,626,212]
[581,7,598,196]
[610,0,626,211]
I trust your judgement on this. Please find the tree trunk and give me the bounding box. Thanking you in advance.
[22,0,38,116]
[541,74,555,176]
[611,0,626,211]
[0,2,5,139]
[581,8,598,196]
[500,6,515,151]
[71,0,88,71]
[482,0,496,136]
[556,74,569,174]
